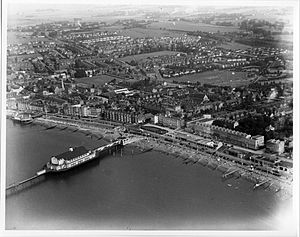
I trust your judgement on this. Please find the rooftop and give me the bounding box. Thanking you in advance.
[54,146,89,160]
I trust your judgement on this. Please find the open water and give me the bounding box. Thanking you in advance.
[5,119,293,230]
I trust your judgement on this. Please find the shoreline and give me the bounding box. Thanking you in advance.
[130,137,293,201]
[29,117,293,201]
[33,117,121,142]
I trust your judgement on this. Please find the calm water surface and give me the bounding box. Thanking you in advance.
[5,120,292,230]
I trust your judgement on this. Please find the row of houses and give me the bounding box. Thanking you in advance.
[62,104,101,118]
[188,122,264,150]
[7,98,45,112]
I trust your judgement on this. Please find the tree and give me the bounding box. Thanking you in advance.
[74,69,86,78]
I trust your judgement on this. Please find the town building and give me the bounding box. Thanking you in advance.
[266,139,285,154]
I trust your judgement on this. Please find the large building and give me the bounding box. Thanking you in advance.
[266,139,285,154]
[103,109,138,124]
[7,98,45,112]
[156,114,186,129]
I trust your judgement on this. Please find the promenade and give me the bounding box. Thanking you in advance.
[34,116,121,141]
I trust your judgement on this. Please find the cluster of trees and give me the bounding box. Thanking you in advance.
[274,117,293,139]
[48,31,58,38]
[73,59,91,78]
[212,119,235,129]
[232,114,292,140]
[239,19,284,32]
[74,69,87,78]
[235,115,272,136]
[235,38,292,50]
[215,22,234,26]
[131,78,151,90]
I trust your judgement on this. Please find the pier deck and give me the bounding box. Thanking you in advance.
[6,138,135,193]
[6,173,45,191]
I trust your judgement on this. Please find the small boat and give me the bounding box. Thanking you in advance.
[141,147,153,153]
[45,125,57,130]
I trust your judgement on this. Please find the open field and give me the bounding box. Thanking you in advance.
[219,41,252,50]
[74,74,122,86]
[7,31,52,45]
[7,53,42,60]
[119,27,184,38]
[148,20,240,33]
[162,70,253,87]
[119,51,181,63]
[272,34,293,43]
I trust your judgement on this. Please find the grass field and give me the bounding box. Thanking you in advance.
[272,34,293,43]
[148,20,240,33]
[162,70,253,87]
[119,27,184,38]
[74,74,122,87]
[120,51,181,63]
[7,31,51,45]
[219,41,252,50]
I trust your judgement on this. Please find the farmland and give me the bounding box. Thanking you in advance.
[162,70,254,87]
[119,51,182,63]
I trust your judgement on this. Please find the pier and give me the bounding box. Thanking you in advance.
[6,138,135,195]
[6,172,46,195]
